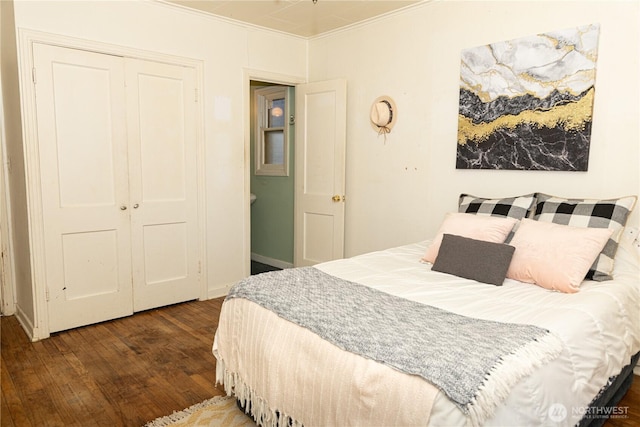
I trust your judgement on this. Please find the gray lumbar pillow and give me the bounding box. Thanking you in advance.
[431,234,515,286]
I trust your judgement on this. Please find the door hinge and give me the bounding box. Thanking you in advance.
[32,67,37,84]
[194,88,198,103]
[45,287,50,301]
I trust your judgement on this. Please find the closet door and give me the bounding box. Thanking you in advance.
[125,59,200,311]
[33,44,134,332]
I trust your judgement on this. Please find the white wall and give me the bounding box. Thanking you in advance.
[11,0,307,311]
[309,0,640,257]
[7,0,639,328]
[2,0,31,319]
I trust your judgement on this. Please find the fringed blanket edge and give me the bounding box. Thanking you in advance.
[216,357,304,427]
[466,332,564,426]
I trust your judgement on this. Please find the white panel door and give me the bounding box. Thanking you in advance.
[33,44,134,332]
[294,79,347,266]
[125,59,200,311]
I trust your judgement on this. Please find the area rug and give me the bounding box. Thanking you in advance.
[144,395,255,427]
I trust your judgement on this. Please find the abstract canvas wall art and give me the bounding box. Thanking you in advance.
[456,24,600,171]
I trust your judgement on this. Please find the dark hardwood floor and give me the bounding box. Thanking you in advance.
[1,298,227,427]
[1,296,639,426]
[612,376,640,427]
[250,261,281,275]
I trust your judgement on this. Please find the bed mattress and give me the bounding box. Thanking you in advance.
[214,228,640,426]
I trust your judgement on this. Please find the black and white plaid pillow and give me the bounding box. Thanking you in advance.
[533,193,637,281]
[458,194,537,220]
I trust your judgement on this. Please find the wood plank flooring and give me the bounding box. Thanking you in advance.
[2,296,639,426]
[611,376,640,427]
[1,298,227,427]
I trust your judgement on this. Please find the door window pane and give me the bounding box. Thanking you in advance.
[268,98,285,128]
[255,86,289,176]
[264,130,284,165]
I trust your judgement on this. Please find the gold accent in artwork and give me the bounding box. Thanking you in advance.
[458,88,594,145]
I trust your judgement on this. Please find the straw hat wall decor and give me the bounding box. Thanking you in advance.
[370,96,397,136]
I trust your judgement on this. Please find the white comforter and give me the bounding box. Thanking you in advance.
[214,228,640,426]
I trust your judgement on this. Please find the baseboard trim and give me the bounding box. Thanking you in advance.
[14,305,41,341]
[251,253,293,270]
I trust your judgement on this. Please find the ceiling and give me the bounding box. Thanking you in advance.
[164,0,424,38]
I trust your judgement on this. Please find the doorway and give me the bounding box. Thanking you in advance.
[243,72,346,277]
[249,81,295,274]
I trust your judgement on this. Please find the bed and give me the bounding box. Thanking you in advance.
[213,193,639,426]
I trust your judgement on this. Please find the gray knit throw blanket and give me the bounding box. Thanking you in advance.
[226,267,563,425]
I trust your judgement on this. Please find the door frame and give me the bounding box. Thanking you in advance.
[17,29,207,340]
[242,69,305,276]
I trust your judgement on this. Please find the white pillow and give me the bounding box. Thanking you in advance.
[422,213,518,263]
[507,219,614,293]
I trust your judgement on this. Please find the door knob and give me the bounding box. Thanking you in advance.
[332,195,343,202]
[120,205,127,210]
[133,203,139,209]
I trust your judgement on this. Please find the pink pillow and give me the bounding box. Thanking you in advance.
[506,219,614,293]
[423,213,518,263]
